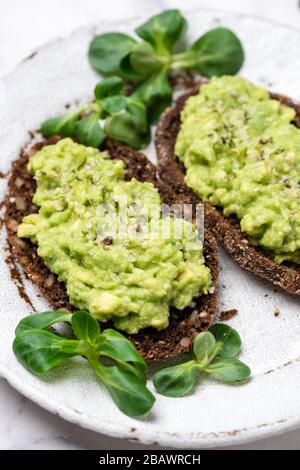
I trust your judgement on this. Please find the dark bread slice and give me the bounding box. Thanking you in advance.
[3,136,218,361]
[156,80,300,295]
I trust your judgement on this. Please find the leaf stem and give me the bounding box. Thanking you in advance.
[170,51,197,70]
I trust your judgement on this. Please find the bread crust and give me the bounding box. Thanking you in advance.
[3,136,218,361]
[156,81,300,295]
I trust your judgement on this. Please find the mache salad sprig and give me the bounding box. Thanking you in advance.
[41,9,244,149]
[13,311,250,417]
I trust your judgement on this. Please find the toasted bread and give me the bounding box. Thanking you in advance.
[3,136,218,361]
[156,81,300,295]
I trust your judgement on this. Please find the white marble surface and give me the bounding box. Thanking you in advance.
[1,0,300,450]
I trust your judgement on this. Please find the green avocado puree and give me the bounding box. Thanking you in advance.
[18,138,211,333]
[175,76,300,264]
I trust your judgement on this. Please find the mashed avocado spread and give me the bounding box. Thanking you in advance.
[175,76,300,264]
[18,138,211,333]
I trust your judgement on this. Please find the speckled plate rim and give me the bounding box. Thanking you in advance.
[0,8,300,449]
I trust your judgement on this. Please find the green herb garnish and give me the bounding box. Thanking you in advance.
[13,314,251,413]
[13,311,155,417]
[153,324,251,397]
[89,9,244,122]
[41,76,149,149]
[41,9,244,148]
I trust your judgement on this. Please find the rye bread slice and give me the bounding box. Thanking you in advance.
[156,80,300,295]
[3,136,218,361]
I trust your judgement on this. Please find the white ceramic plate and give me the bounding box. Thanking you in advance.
[0,8,300,449]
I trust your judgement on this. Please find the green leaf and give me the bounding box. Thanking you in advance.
[94,76,124,100]
[133,67,172,123]
[209,324,242,358]
[88,33,136,75]
[92,361,155,417]
[74,114,105,148]
[126,97,148,132]
[119,53,147,81]
[15,311,72,336]
[135,9,187,55]
[193,331,216,366]
[41,109,82,138]
[153,361,198,397]
[41,117,64,137]
[71,311,100,346]
[204,357,251,382]
[130,41,164,75]
[171,27,244,76]
[105,111,150,149]
[13,329,82,374]
[100,95,127,115]
[96,328,147,381]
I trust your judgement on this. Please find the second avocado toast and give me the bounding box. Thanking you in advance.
[156,76,300,295]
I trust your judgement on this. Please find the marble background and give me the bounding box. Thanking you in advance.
[0,0,300,450]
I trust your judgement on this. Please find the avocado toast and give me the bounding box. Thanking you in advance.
[156,76,300,295]
[4,136,218,361]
